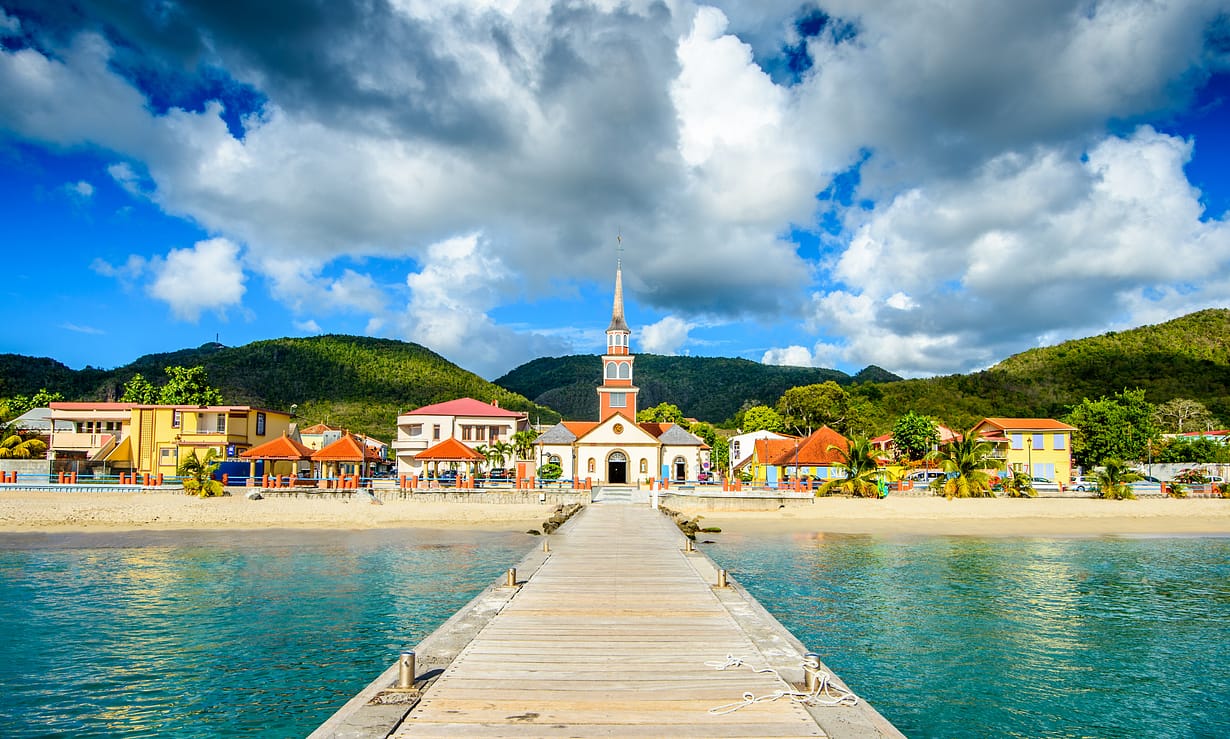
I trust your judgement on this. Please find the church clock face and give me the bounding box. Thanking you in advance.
[613,423,624,434]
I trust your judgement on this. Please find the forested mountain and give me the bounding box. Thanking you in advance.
[860,309,1230,432]
[0,335,559,440]
[494,354,900,423]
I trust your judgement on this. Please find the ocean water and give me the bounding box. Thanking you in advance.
[2,528,1227,738]
[0,528,529,738]
[705,531,1230,738]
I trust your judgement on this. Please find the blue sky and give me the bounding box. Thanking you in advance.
[1,1,1228,380]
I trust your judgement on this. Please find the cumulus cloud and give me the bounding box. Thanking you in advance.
[640,315,693,354]
[810,127,1230,375]
[90,254,147,281]
[294,319,322,333]
[1,0,1227,376]
[761,345,815,367]
[147,237,246,321]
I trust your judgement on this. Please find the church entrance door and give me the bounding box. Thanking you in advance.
[674,456,686,481]
[608,451,628,484]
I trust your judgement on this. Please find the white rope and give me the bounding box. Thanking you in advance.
[705,654,859,715]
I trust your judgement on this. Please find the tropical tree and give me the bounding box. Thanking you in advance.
[1153,397,1218,434]
[512,430,539,460]
[120,373,159,403]
[489,440,514,468]
[741,405,785,433]
[1094,458,1140,500]
[926,433,1003,498]
[891,411,940,462]
[158,366,224,405]
[0,434,48,459]
[1001,473,1035,498]
[178,449,224,497]
[474,444,490,472]
[7,389,65,418]
[1066,389,1158,468]
[637,403,687,425]
[537,462,563,480]
[776,381,849,435]
[817,436,885,498]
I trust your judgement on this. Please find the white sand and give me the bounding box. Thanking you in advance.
[676,496,1230,536]
[3,490,1228,537]
[0,490,553,532]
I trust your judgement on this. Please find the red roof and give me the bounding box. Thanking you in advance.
[562,421,599,437]
[977,418,1076,432]
[50,402,136,410]
[240,434,314,460]
[312,433,381,462]
[300,423,341,434]
[765,426,850,466]
[405,398,525,418]
[415,437,487,462]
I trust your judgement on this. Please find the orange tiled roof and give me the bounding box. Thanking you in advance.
[312,433,382,462]
[300,423,341,434]
[414,437,487,462]
[240,434,314,460]
[765,426,850,466]
[562,421,600,436]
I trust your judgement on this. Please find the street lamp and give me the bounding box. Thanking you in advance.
[1026,435,1033,479]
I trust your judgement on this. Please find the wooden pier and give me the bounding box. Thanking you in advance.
[312,500,903,738]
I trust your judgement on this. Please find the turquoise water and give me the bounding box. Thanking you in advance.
[706,532,1230,738]
[3,528,1228,738]
[0,528,528,738]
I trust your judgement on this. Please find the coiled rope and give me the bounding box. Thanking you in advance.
[704,654,860,715]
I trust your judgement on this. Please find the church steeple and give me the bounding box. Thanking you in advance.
[597,243,638,420]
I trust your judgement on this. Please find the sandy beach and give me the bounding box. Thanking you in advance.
[677,496,1230,536]
[0,490,555,532]
[2,489,1228,536]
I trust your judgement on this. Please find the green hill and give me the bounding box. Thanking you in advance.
[494,354,900,423]
[0,335,560,440]
[861,308,1230,432]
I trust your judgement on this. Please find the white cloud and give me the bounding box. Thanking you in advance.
[60,323,104,335]
[2,1,1227,376]
[64,180,93,200]
[810,127,1230,375]
[90,254,147,281]
[294,319,322,333]
[0,9,19,36]
[761,345,815,367]
[147,238,247,321]
[640,315,692,354]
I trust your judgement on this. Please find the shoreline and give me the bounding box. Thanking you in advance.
[1,490,1228,537]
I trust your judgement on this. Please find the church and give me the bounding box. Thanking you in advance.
[535,261,709,485]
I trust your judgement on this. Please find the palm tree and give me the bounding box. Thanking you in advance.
[0,433,48,459]
[490,441,514,469]
[474,444,490,473]
[179,449,224,497]
[1095,458,1140,500]
[818,436,885,498]
[925,433,1002,499]
[1001,473,1035,498]
[512,430,538,461]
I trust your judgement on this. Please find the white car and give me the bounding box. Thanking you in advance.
[1072,476,1099,492]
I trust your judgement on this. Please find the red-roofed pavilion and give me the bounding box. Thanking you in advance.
[415,438,486,483]
[312,433,382,479]
[239,434,314,478]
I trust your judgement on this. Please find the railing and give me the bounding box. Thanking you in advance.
[49,432,115,451]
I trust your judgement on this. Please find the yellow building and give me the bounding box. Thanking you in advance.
[50,402,291,477]
[971,417,1076,485]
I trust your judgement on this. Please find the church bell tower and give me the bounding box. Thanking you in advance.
[597,255,639,420]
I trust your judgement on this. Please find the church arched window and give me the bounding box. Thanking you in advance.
[606,361,617,379]
[618,363,631,379]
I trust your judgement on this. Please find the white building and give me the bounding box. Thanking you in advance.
[727,430,794,473]
[535,260,709,484]
[393,398,528,476]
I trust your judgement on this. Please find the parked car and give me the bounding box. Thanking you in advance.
[906,470,944,483]
[1029,476,1060,493]
[487,468,510,480]
[1072,476,1099,492]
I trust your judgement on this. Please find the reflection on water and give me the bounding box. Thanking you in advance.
[0,528,528,738]
[705,532,1230,739]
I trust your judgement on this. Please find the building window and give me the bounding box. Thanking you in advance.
[1053,433,1066,450]
[432,425,441,440]
[216,414,227,433]
[606,361,617,379]
[172,410,182,428]
[488,426,500,441]
[159,447,177,466]
[618,363,630,379]
[461,425,473,441]
[1032,433,1045,450]
[1011,433,1023,450]
[731,440,740,458]
[408,424,423,436]
[548,455,561,466]
[609,392,626,408]
[256,412,266,436]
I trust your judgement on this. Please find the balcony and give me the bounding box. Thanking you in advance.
[52,432,115,453]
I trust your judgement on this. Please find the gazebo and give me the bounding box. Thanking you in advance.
[415,438,486,485]
[239,434,314,480]
[311,432,382,481]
